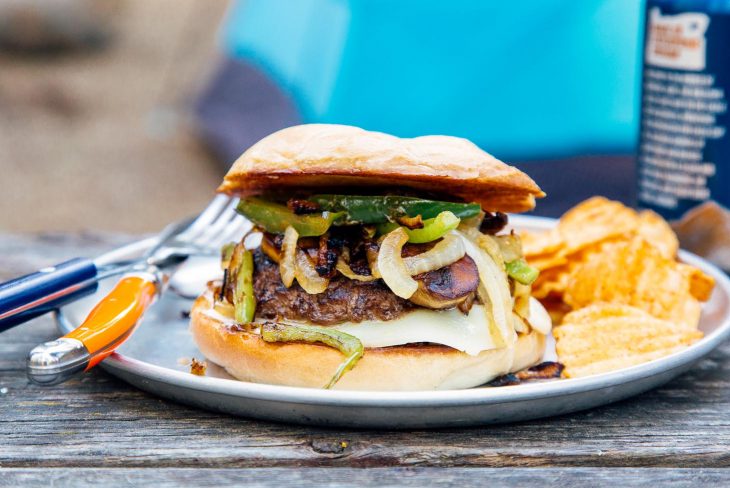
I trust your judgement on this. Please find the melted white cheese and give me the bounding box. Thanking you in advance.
[334,298,551,356]
[335,305,495,355]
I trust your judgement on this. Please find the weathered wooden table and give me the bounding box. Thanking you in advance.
[1,232,729,487]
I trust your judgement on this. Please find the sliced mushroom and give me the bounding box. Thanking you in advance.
[409,255,480,310]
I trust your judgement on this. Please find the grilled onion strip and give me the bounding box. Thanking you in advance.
[279,226,298,287]
[295,249,330,294]
[403,233,465,275]
[377,227,418,299]
[456,230,516,348]
[336,248,377,282]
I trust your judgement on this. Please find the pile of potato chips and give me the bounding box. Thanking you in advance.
[552,304,703,378]
[522,197,716,378]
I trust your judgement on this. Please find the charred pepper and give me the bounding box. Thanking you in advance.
[377,211,461,243]
[309,194,481,224]
[236,197,343,236]
[231,245,256,323]
[505,258,539,285]
[261,322,364,388]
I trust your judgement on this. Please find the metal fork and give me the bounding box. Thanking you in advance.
[21,194,249,385]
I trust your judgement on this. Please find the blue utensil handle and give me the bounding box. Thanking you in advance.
[0,258,98,332]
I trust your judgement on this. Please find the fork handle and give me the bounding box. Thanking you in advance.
[0,258,98,333]
[27,273,159,385]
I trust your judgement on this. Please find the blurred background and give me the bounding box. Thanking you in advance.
[0,0,643,233]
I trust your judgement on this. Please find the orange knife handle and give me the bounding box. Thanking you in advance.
[66,274,158,369]
[27,273,160,385]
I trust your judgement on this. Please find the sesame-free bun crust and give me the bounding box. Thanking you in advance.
[190,293,546,391]
[218,124,544,213]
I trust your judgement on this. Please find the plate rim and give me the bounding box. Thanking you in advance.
[56,215,730,408]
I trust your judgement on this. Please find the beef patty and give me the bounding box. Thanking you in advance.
[253,250,415,325]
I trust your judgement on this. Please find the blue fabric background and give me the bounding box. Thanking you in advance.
[222,0,644,160]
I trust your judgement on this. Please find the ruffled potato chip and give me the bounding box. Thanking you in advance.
[554,303,703,378]
[528,239,622,301]
[525,250,570,299]
[531,265,570,299]
[678,263,716,302]
[557,197,640,254]
[559,302,648,323]
[637,210,679,259]
[520,228,564,257]
[526,253,568,272]
[564,237,702,328]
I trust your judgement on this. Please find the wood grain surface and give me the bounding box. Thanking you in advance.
[1,468,729,488]
[1,232,729,486]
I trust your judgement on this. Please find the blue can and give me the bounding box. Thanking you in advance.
[637,0,730,269]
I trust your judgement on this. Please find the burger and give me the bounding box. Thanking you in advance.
[190,124,551,390]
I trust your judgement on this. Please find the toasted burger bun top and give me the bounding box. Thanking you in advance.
[218,124,544,213]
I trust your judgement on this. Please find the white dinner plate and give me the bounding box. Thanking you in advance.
[55,216,730,428]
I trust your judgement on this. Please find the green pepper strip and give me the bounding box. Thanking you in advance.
[219,242,236,302]
[261,322,364,389]
[236,197,343,236]
[233,248,256,323]
[220,242,236,270]
[377,211,461,243]
[505,259,540,286]
[310,194,481,224]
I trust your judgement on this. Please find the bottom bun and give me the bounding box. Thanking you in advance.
[190,295,546,391]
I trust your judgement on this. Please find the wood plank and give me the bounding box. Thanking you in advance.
[1,320,729,468]
[1,232,729,471]
[0,468,728,487]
